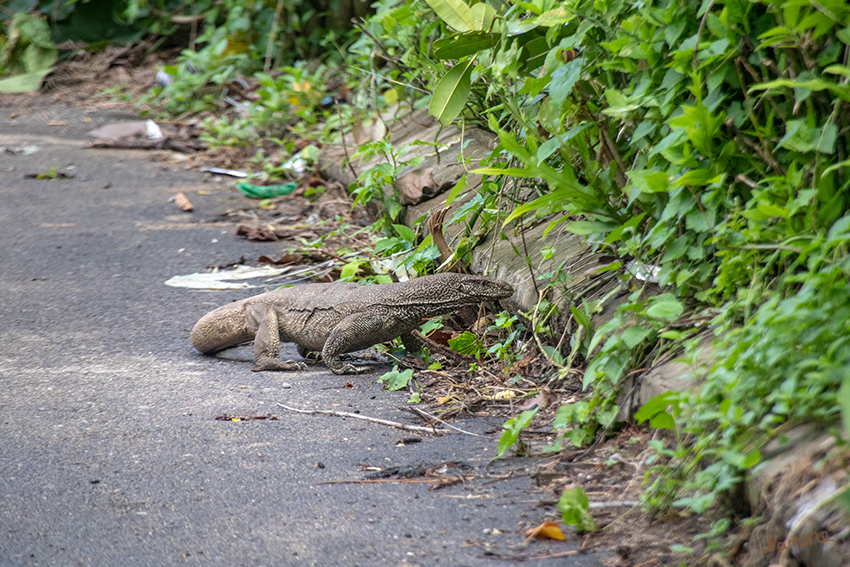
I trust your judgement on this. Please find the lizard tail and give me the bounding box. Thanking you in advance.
[191,305,254,354]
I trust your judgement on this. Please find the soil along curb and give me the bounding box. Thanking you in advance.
[317,109,850,566]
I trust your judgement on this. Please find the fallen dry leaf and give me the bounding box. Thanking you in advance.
[518,388,555,411]
[427,477,462,491]
[423,327,453,346]
[174,192,194,212]
[236,224,318,242]
[235,224,278,241]
[525,521,566,541]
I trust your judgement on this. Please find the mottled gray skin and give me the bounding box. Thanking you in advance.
[191,273,514,375]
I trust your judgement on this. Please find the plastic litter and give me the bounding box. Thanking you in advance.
[200,167,248,178]
[280,155,306,176]
[165,265,290,289]
[88,120,163,142]
[236,182,297,199]
[156,70,174,87]
[627,260,661,283]
[2,145,38,155]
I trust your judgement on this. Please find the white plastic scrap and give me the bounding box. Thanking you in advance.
[280,155,306,176]
[156,70,174,87]
[2,145,39,155]
[200,167,248,178]
[145,120,163,139]
[165,265,290,289]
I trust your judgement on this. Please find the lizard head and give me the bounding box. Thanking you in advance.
[454,275,514,301]
[395,273,514,315]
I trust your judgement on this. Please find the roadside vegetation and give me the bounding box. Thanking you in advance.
[5,0,850,555]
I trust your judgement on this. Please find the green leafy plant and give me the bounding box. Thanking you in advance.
[643,256,850,513]
[0,11,57,92]
[350,141,425,231]
[251,63,334,132]
[412,0,850,528]
[140,47,250,115]
[558,486,597,532]
[487,311,525,365]
[447,330,486,359]
[496,407,538,458]
[199,114,258,147]
[378,365,414,391]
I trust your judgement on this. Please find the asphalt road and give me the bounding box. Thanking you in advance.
[0,98,611,567]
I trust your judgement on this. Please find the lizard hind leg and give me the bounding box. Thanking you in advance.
[246,303,308,372]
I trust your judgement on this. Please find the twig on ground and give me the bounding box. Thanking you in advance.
[276,403,450,435]
[403,406,484,437]
[318,478,440,485]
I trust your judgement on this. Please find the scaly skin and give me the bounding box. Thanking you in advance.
[191,272,514,375]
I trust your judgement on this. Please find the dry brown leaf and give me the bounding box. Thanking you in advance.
[427,477,462,491]
[518,388,555,411]
[175,192,194,212]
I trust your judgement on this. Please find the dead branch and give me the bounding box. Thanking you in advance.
[276,403,450,434]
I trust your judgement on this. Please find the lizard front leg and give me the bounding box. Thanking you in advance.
[321,312,401,375]
[246,303,308,372]
[400,332,423,355]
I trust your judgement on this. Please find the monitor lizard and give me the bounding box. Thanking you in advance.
[191,272,514,375]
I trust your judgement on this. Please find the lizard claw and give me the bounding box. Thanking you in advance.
[330,363,372,375]
[253,358,309,372]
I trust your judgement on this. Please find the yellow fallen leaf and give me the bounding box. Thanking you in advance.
[436,396,456,405]
[525,521,565,540]
[494,390,517,400]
